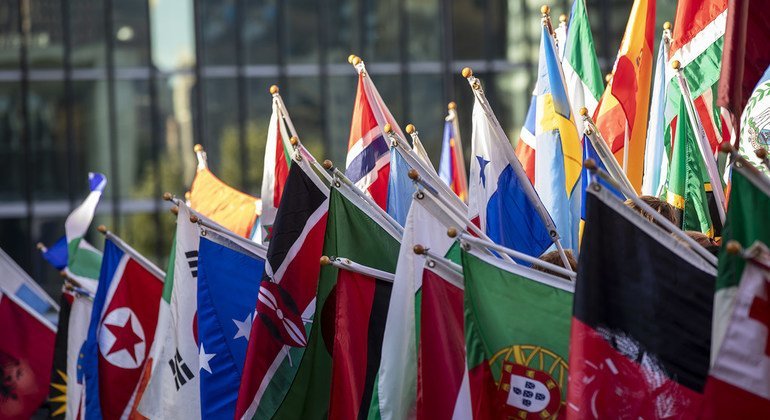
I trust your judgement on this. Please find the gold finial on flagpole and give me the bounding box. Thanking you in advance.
[269,85,279,95]
[447,227,458,238]
[162,192,172,201]
[448,101,457,110]
[184,191,191,200]
[540,5,550,16]
[579,107,588,117]
[583,158,597,171]
[352,56,362,66]
[461,67,473,79]
[97,225,107,234]
[60,270,68,278]
[663,21,671,31]
[322,159,333,170]
[170,206,179,215]
[725,240,742,255]
[407,168,419,181]
[36,242,45,250]
[320,256,331,266]
[193,144,204,153]
[405,124,416,134]
[383,123,393,134]
[290,136,299,146]
[605,73,613,83]
[671,60,681,70]
[755,148,768,160]
[559,14,567,24]
[348,54,358,64]
[720,142,735,154]
[190,214,199,224]
[413,244,426,255]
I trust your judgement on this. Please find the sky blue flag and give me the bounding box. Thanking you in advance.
[641,32,669,196]
[197,233,266,419]
[581,135,623,220]
[386,146,415,226]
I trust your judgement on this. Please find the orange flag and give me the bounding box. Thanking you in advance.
[189,149,261,238]
[593,0,655,192]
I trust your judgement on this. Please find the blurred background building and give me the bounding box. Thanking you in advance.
[0,0,674,296]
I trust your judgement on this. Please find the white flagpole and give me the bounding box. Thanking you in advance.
[320,255,395,283]
[672,60,727,225]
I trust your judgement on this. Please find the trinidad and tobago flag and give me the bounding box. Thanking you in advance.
[235,160,329,420]
[568,183,717,419]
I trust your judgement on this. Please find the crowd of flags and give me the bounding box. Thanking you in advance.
[3,0,770,418]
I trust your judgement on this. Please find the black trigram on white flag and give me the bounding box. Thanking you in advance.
[168,349,195,390]
[186,250,198,278]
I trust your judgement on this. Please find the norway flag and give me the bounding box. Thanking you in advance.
[82,238,163,420]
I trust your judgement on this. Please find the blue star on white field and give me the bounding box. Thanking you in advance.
[199,343,215,374]
[477,155,490,187]
[233,312,253,341]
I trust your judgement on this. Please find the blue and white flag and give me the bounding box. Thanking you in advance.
[386,146,415,226]
[581,134,623,222]
[196,230,266,419]
[467,92,553,258]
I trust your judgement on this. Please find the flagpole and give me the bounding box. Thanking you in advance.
[404,123,431,166]
[319,255,395,283]
[321,160,404,238]
[270,85,333,184]
[672,60,727,225]
[580,107,637,195]
[584,159,718,267]
[412,244,463,275]
[461,66,573,270]
[96,225,166,279]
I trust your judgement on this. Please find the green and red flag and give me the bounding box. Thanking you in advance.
[462,248,573,419]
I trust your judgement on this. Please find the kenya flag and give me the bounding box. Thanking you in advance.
[462,248,573,419]
[235,159,329,420]
[569,183,716,418]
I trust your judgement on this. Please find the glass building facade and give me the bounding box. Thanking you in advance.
[0,0,674,296]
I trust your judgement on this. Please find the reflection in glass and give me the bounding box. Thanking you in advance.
[0,2,20,70]
[69,0,106,68]
[114,79,152,199]
[363,0,399,62]
[72,80,111,193]
[28,81,68,199]
[0,83,22,200]
[406,0,440,62]
[202,77,240,187]
[151,0,196,72]
[156,72,197,196]
[286,0,319,64]
[408,74,443,166]
[28,0,64,69]
[200,0,237,65]
[325,75,356,165]
[243,0,278,65]
[286,76,323,160]
[112,0,150,67]
[323,0,354,65]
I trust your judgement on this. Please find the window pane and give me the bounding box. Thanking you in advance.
[325,75,356,165]
[363,0,398,62]
[0,2,20,70]
[0,83,23,200]
[285,76,323,159]
[406,0,440,62]
[324,0,354,65]
[70,0,106,68]
[72,80,111,195]
[156,73,197,196]
[286,0,319,64]
[200,0,237,65]
[245,77,274,190]
[202,77,241,187]
[28,81,68,199]
[452,0,484,61]
[151,0,196,72]
[407,74,443,166]
[113,0,150,67]
[28,0,64,69]
[113,79,153,199]
[243,1,277,65]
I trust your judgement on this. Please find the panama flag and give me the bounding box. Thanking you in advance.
[138,204,202,419]
[0,266,56,419]
[81,238,164,420]
[235,159,329,420]
[345,69,402,209]
[196,230,266,418]
[468,90,552,258]
[439,114,469,203]
[701,242,770,418]
[534,23,583,251]
[259,98,293,243]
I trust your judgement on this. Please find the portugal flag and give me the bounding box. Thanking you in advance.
[569,183,716,418]
[462,248,573,419]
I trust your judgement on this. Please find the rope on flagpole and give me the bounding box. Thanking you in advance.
[320,255,395,283]
[96,225,166,279]
[462,66,573,271]
[580,107,638,196]
[672,60,727,225]
[584,159,718,267]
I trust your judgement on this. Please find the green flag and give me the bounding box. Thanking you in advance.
[665,97,714,235]
[275,188,400,419]
[563,0,604,133]
[462,249,573,419]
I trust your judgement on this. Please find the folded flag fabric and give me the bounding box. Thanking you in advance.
[463,247,573,419]
[82,238,164,420]
[0,291,56,420]
[0,246,59,322]
[197,230,266,419]
[65,173,107,284]
[738,64,770,176]
[259,97,293,243]
[65,292,94,419]
[439,115,469,203]
[189,166,260,239]
[386,146,415,226]
[641,27,671,196]
[568,182,716,418]
[236,159,329,420]
[701,241,770,418]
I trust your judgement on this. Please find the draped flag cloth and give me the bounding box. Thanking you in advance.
[189,167,260,239]
[439,118,469,203]
[641,29,670,196]
[258,98,293,243]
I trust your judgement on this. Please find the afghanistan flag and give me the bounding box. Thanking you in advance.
[274,187,400,419]
[713,164,770,355]
[235,160,329,419]
[463,248,573,419]
[568,182,717,418]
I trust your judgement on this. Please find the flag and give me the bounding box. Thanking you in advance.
[554,15,568,60]
[533,23,582,251]
[468,87,552,257]
[386,146,415,226]
[439,114,469,203]
[665,97,715,235]
[258,98,293,243]
[272,188,399,420]
[562,0,605,135]
[514,94,537,184]
[48,292,73,419]
[462,248,573,419]
[665,0,729,163]
[714,165,770,358]
[581,134,623,223]
[65,173,107,284]
[417,262,465,420]
[345,73,393,209]
[196,230,266,419]
[568,183,716,418]
[189,165,260,238]
[738,65,770,176]
[82,238,164,420]
[41,236,69,270]
[593,0,655,191]
[0,291,56,420]
[641,28,671,196]
[65,292,94,419]
[235,160,329,420]
[137,204,202,419]
[701,241,770,418]
[0,246,58,322]
[371,193,464,420]
[717,0,770,132]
